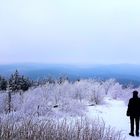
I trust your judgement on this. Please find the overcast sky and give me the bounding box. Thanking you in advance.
[0,0,140,64]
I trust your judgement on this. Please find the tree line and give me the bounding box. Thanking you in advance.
[0,70,31,92]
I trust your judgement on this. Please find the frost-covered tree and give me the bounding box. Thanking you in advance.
[57,76,69,85]
[103,79,116,95]
[20,76,31,91]
[8,70,31,92]
[9,70,21,92]
[46,76,55,84]
[0,76,7,91]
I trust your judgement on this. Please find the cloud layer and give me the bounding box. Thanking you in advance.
[0,0,140,64]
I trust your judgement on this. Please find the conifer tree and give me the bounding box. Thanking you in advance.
[8,70,31,92]
[0,77,7,90]
[20,76,31,91]
[9,70,21,92]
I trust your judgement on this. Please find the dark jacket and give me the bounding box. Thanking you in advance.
[127,97,140,117]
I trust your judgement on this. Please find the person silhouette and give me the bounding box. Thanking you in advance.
[127,90,140,137]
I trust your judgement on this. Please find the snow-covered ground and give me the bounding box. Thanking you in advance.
[0,79,140,139]
[86,97,139,140]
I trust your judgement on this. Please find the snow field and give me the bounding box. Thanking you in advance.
[0,79,140,139]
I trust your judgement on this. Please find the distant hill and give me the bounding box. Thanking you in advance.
[0,63,140,86]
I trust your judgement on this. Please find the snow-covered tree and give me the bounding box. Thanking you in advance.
[8,70,31,92]
[20,76,31,91]
[9,70,21,92]
[103,79,116,95]
[0,76,7,91]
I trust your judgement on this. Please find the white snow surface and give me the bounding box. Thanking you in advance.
[1,79,140,140]
[86,97,139,140]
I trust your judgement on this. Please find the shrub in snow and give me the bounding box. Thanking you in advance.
[59,99,86,116]
[0,117,125,140]
[11,93,23,112]
[0,92,7,114]
[0,78,136,119]
[103,79,116,95]
[87,82,105,105]
[22,87,53,116]
[72,81,86,102]
[108,82,123,99]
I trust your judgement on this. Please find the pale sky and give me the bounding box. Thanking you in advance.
[0,0,140,64]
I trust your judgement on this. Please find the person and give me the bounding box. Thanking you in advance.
[127,90,140,137]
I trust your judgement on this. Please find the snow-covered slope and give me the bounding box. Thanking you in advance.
[86,97,139,140]
[0,79,140,139]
